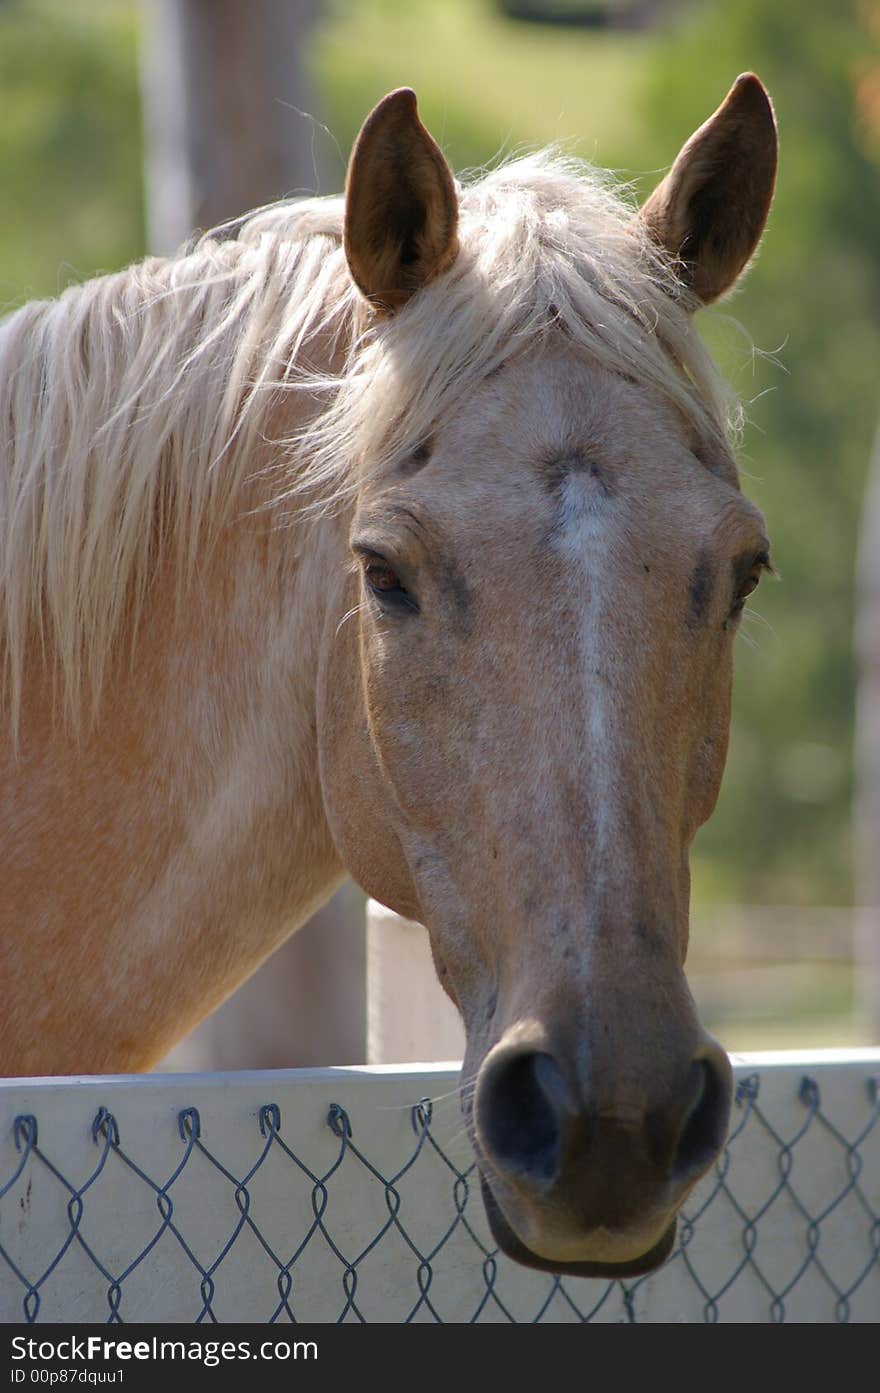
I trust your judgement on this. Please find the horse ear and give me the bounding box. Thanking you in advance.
[344,88,460,313]
[639,73,777,306]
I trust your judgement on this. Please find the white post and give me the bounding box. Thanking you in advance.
[139,0,321,252]
[366,901,465,1064]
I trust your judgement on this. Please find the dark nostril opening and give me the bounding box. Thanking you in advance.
[480,1051,565,1184]
[672,1056,731,1184]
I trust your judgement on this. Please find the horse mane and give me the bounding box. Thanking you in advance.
[0,151,736,731]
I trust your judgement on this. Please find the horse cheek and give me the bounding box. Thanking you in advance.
[316,595,422,921]
[687,672,733,839]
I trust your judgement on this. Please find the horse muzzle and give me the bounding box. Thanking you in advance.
[470,1030,733,1277]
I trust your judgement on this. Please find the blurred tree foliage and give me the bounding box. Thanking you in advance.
[1,0,875,909]
[0,0,143,306]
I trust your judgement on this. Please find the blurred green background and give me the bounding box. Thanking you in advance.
[2,0,878,1049]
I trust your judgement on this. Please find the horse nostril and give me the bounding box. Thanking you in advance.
[478,1051,571,1184]
[672,1052,732,1186]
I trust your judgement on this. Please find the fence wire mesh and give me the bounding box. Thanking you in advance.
[1,1060,878,1323]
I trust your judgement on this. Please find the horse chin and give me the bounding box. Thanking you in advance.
[478,1174,677,1279]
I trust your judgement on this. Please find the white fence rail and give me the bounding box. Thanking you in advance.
[1,1051,879,1323]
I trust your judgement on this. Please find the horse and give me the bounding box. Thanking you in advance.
[0,76,777,1278]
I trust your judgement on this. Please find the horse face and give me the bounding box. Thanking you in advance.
[319,337,769,1275]
[318,78,776,1276]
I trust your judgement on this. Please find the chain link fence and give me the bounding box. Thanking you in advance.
[1,1054,878,1323]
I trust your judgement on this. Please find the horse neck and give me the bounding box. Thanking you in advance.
[0,341,355,1075]
[135,386,355,924]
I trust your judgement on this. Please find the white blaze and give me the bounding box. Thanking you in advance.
[552,469,619,872]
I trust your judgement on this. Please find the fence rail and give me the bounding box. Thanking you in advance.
[1,1050,879,1323]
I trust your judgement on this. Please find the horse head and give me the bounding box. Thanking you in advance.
[319,76,777,1277]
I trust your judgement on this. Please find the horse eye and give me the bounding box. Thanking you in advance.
[730,568,762,617]
[361,557,419,613]
[364,559,401,593]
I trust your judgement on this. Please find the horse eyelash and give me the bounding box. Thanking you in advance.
[334,602,367,638]
[756,550,775,577]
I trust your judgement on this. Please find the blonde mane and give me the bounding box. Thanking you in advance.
[0,152,735,730]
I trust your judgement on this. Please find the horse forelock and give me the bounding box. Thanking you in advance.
[0,151,737,732]
[296,151,738,506]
